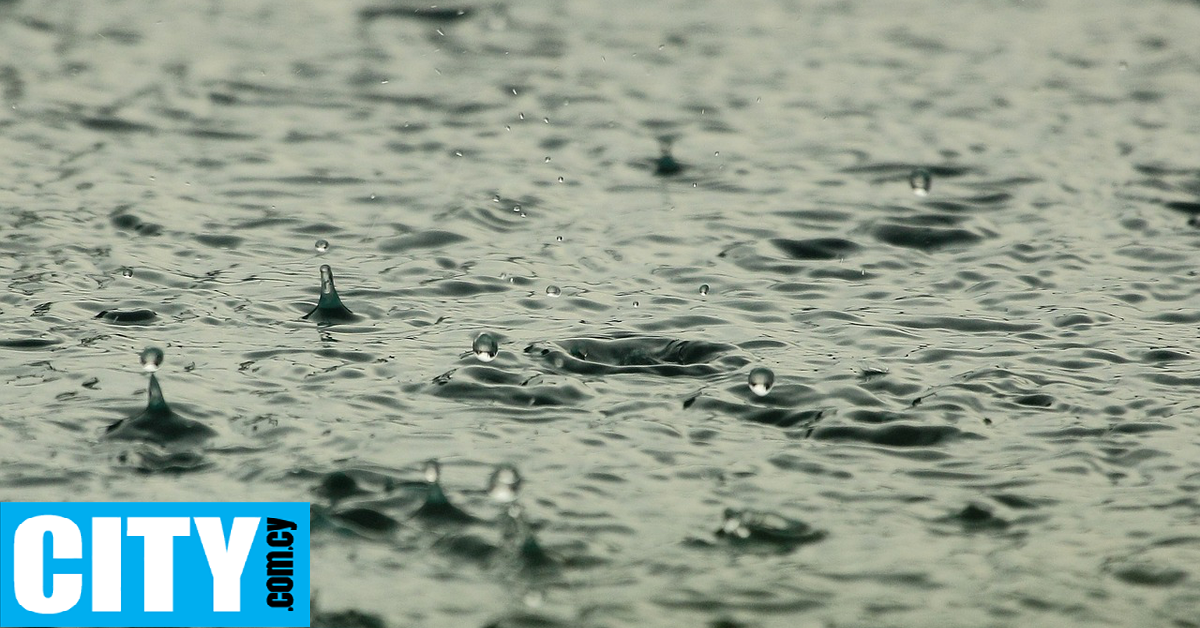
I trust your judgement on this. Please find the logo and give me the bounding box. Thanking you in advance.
[0,502,309,627]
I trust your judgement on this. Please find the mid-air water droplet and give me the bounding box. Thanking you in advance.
[699,284,710,296]
[120,267,134,278]
[315,239,329,253]
[910,168,932,196]
[748,367,775,397]
[140,347,164,373]
[473,332,499,362]
[423,459,441,483]
[545,285,561,298]
[488,464,522,503]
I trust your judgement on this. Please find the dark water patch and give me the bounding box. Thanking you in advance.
[1163,201,1200,215]
[183,128,258,141]
[194,233,244,249]
[0,337,61,349]
[1142,348,1191,362]
[528,335,747,378]
[80,117,156,134]
[841,163,975,178]
[359,5,472,22]
[885,316,1037,333]
[1013,393,1055,408]
[95,309,157,324]
[812,423,980,447]
[109,211,163,236]
[941,503,1010,531]
[770,237,860,260]
[873,222,984,251]
[686,396,826,428]
[1108,563,1188,587]
[923,192,1013,212]
[326,506,401,537]
[378,230,468,253]
[430,366,591,407]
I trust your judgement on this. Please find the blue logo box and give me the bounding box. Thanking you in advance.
[0,502,309,627]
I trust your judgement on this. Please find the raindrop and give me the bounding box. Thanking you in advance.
[120,267,134,278]
[545,285,561,298]
[748,367,775,397]
[555,235,563,242]
[140,347,164,373]
[314,239,329,253]
[557,176,564,183]
[512,204,522,213]
[542,117,549,124]
[519,112,525,120]
[473,332,499,362]
[423,459,441,484]
[910,168,932,196]
[714,151,720,157]
[544,156,551,163]
[633,301,639,308]
[699,284,710,296]
[488,464,522,503]
[721,509,751,539]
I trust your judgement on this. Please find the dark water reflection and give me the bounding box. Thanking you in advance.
[2,0,1200,625]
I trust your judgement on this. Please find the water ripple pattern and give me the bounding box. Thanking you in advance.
[1,0,1199,626]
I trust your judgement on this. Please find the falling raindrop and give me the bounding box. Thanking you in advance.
[699,284,710,296]
[545,285,561,298]
[748,367,775,397]
[557,176,564,183]
[910,168,932,196]
[633,301,639,308]
[555,235,564,242]
[120,267,134,278]
[140,347,164,373]
[473,332,499,362]
[488,464,522,503]
[314,239,329,253]
[544,156,551,163]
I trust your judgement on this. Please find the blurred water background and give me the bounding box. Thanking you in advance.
[1,0,1199,626]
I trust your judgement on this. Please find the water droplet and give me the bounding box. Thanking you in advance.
[633,301,639,308]
[909,168,932,196]
[314,239,329,253]
[512,204,522,213]
[748,367,775,397]
[542,117,549,124]
[721,509,751,539]
[423,459,441,483]
[488,464,522,503]
[714,151,720,157]
[545,285,561,298]
[473,332,499,362]
[557,176,564,183]
[493,194,501,202]
[120,267,134,278]
[140,347,164,373]
[544,156,551,163]
[699,284,710,296]
[556,235,563,242]
[519,112,525,120]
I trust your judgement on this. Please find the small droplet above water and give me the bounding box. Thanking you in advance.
[699,284,710,296]
[488,464,522,503]
[423,459,441,483]
[545,285,561,298]
[314,239,329,253]
[473,332,499,362]
[556,235,564,242]
[632,301,639,308]
[557,176,564,183]
[140,347,164,373]
[748,367,775,396]
[910,168,932,196]
[120,267,134,278]
[544,156,551,163]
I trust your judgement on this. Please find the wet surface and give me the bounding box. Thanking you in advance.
[2,0,1200,626]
